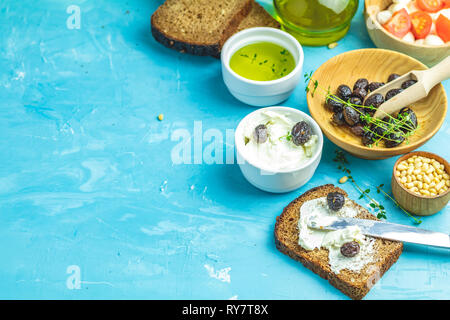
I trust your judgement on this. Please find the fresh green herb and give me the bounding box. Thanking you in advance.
[375,183,421,224]
[244,136,250,145]
[278,132,292,142]
[333,149,422,224]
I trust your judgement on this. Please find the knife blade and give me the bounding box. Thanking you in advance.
[307,217,450,249]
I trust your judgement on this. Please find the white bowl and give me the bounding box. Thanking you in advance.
[235,106,323,193]
[221,27,304,107]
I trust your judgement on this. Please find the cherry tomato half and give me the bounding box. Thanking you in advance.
[410,11,433,39]
[417,0,444,13]
[436,14,450,42]
[383,9,412,38]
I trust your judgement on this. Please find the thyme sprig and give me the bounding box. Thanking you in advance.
[278,132,292,142]
[333,149,422,224]
[304,72,418,147]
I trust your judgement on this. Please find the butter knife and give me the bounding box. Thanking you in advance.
[308,217,450,249]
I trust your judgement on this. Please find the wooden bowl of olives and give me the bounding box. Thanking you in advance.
[306,48,447,160]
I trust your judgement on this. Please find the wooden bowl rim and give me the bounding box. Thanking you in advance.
[307,48,448,157]
[364,0,450,49]
[392,151,450,199]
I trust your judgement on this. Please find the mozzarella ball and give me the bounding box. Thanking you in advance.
[392,0,411,5]
[424,34,445,45]
[377,10,393,24]
[407,2,419,13]
[389,3,408,13]
[402,32,415,43]
[415,39,425,45]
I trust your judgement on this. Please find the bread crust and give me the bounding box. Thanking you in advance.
[150,0,253,58]
[274,184,403,300]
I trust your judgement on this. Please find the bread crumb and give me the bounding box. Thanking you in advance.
[328,42,338,49]
[157,114,164,121]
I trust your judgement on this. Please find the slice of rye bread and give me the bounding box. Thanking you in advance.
[274,184,403,300]
[233,2,280,35]
[151,0,253,57]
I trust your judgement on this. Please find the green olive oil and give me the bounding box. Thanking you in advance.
[274,0,358,46]
[229,42,296,81]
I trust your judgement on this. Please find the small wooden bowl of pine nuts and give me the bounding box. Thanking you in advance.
[392,151,450,216]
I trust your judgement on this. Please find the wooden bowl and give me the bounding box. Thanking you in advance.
[392,151,450,216]
[364,0,450,67]
[307,48,447,160]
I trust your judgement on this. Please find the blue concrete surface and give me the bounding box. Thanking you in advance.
[0,0,448,299]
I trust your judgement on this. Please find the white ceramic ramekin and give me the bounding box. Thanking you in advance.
[235,106,323,193]
[221,27,304,107]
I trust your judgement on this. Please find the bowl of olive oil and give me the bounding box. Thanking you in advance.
[229,42,296,81]
[221,27,304,107]
[273,0,359,46]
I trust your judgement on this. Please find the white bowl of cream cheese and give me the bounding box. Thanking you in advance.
[235,106,323,193]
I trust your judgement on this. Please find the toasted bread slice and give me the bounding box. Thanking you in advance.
[234,2,280,33]
[151,0,253,57]
[274,184,403,300]
[218,1,280,48]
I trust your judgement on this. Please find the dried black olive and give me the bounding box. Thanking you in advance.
[368,82,385,92]
[356,106,369,123]
[343,106,360,126]
[387,73,400,82]
[351,125,365,136]
[401,79,417,89]
[398,107,418,132]
[385,88,403,101]
[352,87,368,101]
[349,96,362,106]
[332,112,346,126]
[327,192,345,211]
[372,120,389,138]
[326,97,344,113]
[337,84,352,101]
[384,131,405,148]
[340,241,360,257]
[291,121,312,146]
[353,78,369,91]
[364,93,385,111]
[253,124,268,144]
[362,131,375,146]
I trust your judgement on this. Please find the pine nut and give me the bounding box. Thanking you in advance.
[436,181,445,191]
[339,176,348,184]
[397,155,448,198]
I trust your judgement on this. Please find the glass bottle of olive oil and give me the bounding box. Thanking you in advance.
[273,0,359,46]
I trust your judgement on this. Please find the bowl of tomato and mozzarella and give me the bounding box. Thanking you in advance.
[365,0,450,66]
